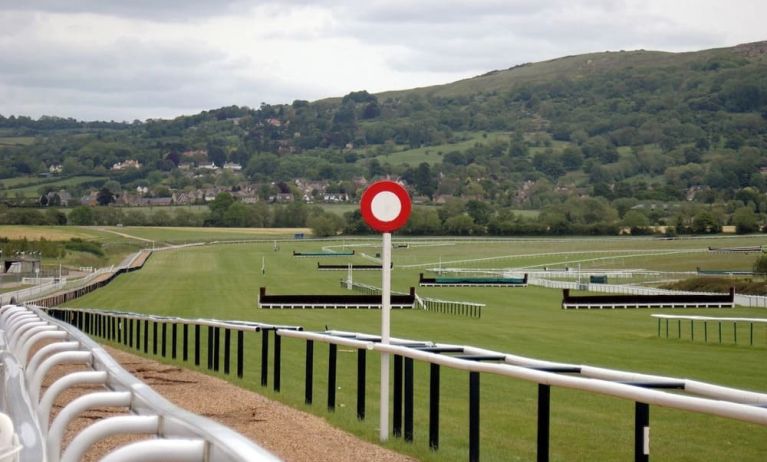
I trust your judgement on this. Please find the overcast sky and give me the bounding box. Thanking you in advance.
[1,0,765,122]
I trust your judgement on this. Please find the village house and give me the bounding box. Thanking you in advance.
[223,162,243,171]
[111,159,141,171]
[48,164,63,174]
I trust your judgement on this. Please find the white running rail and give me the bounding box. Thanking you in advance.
[0,304,280,462]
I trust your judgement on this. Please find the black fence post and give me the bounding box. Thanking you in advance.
[161,323,167,357]
[213,327,220,372]
[224,328,231,375]
[635,402,649,462]
[135,318,141,350]
[194,325,201,366]
[237,330,244,378]
[172,323,177,359]
[152,322,158,355]
[357,348,366,420]
[328,343,337,411]
[469,371,480,462]
[305,340,314,405]
[183,324,189,362]
[127,318,133,347]
[404,357,414,442]
[429,363,440,450]
[143,320,149,353]
[538,384,550,462]
[207,326,214,370]
[273,332,281,391]
[393,354,403,437]
[261,329,269,386]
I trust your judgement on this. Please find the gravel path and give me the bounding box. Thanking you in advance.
[98,346,415,462]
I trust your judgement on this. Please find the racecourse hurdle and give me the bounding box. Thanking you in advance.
[275,328,767,462]
[562,288,735,309]
[0,304,279,462]
[652,314,767,346]
[258,286,416,309]
[419,273,528,287]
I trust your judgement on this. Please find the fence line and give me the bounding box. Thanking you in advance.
[276,328,767,462]
[0,304,279,462]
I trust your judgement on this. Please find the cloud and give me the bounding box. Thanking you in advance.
[0,1,764,121]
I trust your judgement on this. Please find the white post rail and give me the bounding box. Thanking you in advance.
[0,304,281,462]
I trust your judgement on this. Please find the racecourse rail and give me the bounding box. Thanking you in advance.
[0,304,280,462]
[25,305,767,462]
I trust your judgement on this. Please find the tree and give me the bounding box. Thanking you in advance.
[96,187,115,206]
[732,207,759,234]
[308,212,344,237]
[754,255,767,275]
[69,206,95,225]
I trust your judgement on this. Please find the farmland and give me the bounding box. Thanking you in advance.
[61,231,767,461]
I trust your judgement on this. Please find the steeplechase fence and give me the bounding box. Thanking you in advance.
[652,314,767,347]
[259,286,416,309]
[418,273,527,287]
[292,250,355,257]
[318,262,391,271]
[561,288,735,309]
[0,304,279,462]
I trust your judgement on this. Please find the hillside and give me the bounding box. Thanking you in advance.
[0,41,766,235]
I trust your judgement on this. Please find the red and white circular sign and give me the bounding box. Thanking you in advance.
[360,180,412,233]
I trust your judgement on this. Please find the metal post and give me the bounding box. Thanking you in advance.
[635,402,649,462]
[161,323,167,357]
[183,324,189,361]
[429,363,440,450]
[538,384,550,462]
[404,357,414,442]
[469,371,480,462]
[691,320,694,342]
[261,329,269,386]
[144,320,149,353]
[172,324,177,359]
[305,340,314,404]
[380,231,392,442]
[127,318,133,348]
[152,322,158,355]
[273,332,281,391]
[734,322,738,344]
[357,348,366,420]
[213,327,220,372]
[207,326,213,369]
[236,330,244,378]
[135,318,141,350]
[718,322,722,344]
[328,343,337,411]
[393,354,403,437]
[224,329,231,375]
[704,321,707,343]
[194,325,201,366]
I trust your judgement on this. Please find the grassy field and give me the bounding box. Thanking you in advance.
[0,175,104,197]
[373,132,510,166]
[65,233,767,461]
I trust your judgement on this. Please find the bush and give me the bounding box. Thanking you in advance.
[64,238,104,257]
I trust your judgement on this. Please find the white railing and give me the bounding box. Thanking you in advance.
[0,304,280,462]
[278,328,767,423]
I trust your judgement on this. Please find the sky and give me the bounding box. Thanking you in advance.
[0,0,765,122]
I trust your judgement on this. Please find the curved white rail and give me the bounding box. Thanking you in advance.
[0,304,280,462]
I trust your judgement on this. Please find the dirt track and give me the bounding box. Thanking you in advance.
[93,347,415,462]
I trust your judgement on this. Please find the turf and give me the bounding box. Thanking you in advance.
[67,235,767,461]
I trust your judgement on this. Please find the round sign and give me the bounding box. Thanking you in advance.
[360,180,412,233]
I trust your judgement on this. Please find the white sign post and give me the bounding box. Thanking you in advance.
[359,180,411,442]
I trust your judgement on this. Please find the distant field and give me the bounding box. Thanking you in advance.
[373,132,510,165]
[1,175,104,197]
[0,136,36,147]
[0,225,99,241]
[68,233,767,462]
[96,226,313,244]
